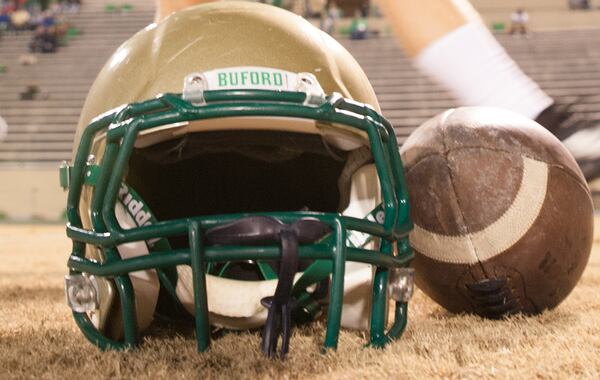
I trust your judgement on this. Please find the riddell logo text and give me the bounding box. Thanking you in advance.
[119,183,152,226]
[118,183,160,246]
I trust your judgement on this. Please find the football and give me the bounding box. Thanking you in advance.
[400,107,594,318]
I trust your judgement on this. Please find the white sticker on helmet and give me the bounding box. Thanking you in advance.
[199,66,324,96]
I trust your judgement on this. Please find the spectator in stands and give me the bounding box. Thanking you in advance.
[0,8,10,31]
[29,24,58,52]
[0,0,77,33]
[55,19,70,44]
[509,8,530,36]
[39,9,56,28]
[64,0,81,13]
[0,1,15,32]
[359,0,370,17]
[320,0,339,35]
[350,10,368,40]
[1,0,16,18]
[39,0,50,11]
[20,85,39,100]
[10,6,30,30]
[31,4,74,47]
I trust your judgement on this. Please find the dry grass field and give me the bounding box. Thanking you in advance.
[0,219,599,379]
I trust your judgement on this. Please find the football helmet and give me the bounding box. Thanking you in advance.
[62,1,413,358]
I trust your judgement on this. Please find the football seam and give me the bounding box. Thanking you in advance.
[439,122,489,275]
[404,146,587,187]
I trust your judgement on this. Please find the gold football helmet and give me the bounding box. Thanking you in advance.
[63,1,413,358]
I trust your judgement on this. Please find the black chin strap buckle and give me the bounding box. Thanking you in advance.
[206,216,330,359]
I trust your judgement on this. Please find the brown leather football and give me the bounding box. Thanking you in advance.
[400,107,594,318]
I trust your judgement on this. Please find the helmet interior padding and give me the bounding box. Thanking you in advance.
[126,130,369,233]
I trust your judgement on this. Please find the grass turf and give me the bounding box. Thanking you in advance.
[0,220,598,379]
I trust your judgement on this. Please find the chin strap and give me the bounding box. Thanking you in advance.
[206,216,330,359]
[260,228,298,358]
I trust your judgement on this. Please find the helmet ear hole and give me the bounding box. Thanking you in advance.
[84,271,121,339]
[89,275,158,341]
[101,285,126,340]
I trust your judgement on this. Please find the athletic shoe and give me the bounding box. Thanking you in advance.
[535,101,600,181]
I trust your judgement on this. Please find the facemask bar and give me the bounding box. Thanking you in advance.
[64,89,414,353]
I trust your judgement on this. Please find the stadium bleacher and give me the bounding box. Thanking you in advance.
[0,3,153,163]
[471,0,600,30]
[0,0,599,219]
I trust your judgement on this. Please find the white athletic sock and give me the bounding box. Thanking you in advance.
[414,21,553,119]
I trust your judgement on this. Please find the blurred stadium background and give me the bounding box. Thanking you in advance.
[0,0,599,221]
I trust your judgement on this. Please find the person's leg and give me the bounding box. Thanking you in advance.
[376,0,599,180]
[376,0,552,119]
